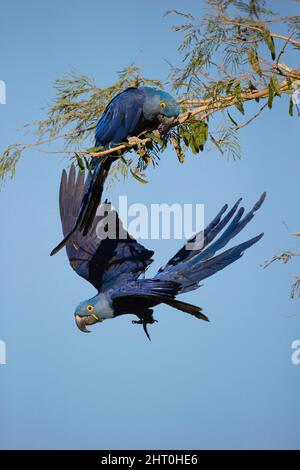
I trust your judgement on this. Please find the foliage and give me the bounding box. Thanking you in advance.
[167,0,300,158]
[262,233,300,299]
[1,1,300,186]
[0,66,162,185]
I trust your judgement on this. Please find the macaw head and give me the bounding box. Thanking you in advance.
[74,298,103,333]
[141,86,180,121]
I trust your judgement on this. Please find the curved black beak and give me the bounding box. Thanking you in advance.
[75,314,101,333]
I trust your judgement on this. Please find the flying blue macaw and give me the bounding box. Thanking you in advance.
[51,86,180,256]
[58,165,266,340]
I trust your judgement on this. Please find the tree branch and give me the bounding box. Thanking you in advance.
[220,16,300,48]
[87,79,291,158]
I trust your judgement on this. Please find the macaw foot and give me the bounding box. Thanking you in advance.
[127,136,150,148]
[132,310,158,341]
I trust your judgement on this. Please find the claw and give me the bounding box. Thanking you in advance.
[143,322,151,341]
[127,136,149,148]
[132,318,157,341]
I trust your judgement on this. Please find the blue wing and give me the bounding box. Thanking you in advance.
[155,193,266,293]
[76,87,146,235]
[95,87,146,147]
[59,165,154,292]
[50,88,147,255]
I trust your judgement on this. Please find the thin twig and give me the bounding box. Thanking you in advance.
[220,16,300,48]
[235,102,268,130]
[276,30,296,66]
[271,32,300,48]
[265,15,300,24]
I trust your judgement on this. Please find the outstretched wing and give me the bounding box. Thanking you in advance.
[155,193,266,293]
[59,165,154,292]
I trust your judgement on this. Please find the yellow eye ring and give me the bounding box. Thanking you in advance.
[160,102,166,109]
[86,305,94,312]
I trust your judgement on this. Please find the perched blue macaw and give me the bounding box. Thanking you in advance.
[58,165,266,340]
[51,86,180,255]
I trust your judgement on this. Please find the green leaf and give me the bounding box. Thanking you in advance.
[187,120,208,153]
[234,82,242,98]
[178,119,208,154]
[86,145,104,153]
[171,135,185,163]
[83,156,92,173]
[248,50,261,76]
[263,29,276,61]
[74,153,85,171]
[226,81,233,95]
[270,76,281,97]
[227,111,238,127]
[234,101,245,115]
[210,134,224,155]
[130,168,148,184]
[267,76,281,110]
[289,97,294,117]
[182,130,190,147]
[248,80,257,91]
[249,0,259,19]
[147,133,163,146]
[233,83,245,114]
[189,136,198,155]
[248,80,260,102]
[193,121,208,151]
[268,80,274,109]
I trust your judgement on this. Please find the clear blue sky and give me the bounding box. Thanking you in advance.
[0,0,299,450]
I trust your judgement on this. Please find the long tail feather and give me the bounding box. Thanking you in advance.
[161,297,209,321]
[78,160,110,235]
[50,158,110,256]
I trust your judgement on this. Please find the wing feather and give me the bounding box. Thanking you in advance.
[156,194,265,293]
[95,87,145,147]
[58,166,153,292]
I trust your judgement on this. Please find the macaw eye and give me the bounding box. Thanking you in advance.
[160,102,166,109]
[86,305,94,312]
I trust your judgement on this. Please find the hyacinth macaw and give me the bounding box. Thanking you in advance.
[51,86,180,256]
[58,165,266,340]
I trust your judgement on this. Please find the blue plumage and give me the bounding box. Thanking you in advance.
[58,166,266,340]
[51,86,180,256]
